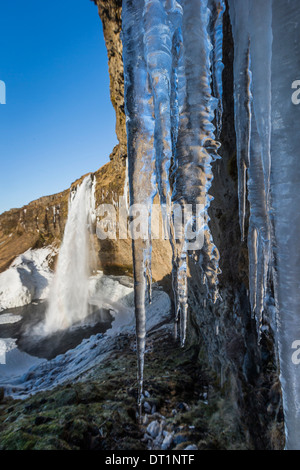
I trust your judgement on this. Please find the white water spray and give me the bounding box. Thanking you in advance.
[43,175,95,334]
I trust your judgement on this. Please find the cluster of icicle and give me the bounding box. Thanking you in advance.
[229,0,272,339]
[122,0,300,449]
[122,0,224,412]
[229,0,300,449]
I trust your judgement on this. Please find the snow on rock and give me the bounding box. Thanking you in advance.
[0,277,171,399]
[0,247,56,311]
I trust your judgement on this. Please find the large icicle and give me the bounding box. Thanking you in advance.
[247,0,272,338]
[122,0,157,413]
[229,0,300,448]
[172,0,221,342]
[209,0,225,138]
[122,0,222,407]
[270,0,300,450]
[229,0,272,339]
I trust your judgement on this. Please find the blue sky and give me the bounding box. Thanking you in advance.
[0,0,117,214]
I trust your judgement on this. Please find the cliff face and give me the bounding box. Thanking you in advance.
[91,0,127,167]
[0,190,69,273]
[0,0,283,449]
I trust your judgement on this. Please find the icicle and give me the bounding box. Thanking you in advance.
[170,25,187,342]
[229,0,272,340]
[172,0,221,338]
[228,0,251,241]
[122,0,157,414]
[247,0,272,340]
[122,0,222,407]
[143,0,182,308]
[123,155,129,212]
[247,105,270,341]
[209,0,226,138]
[270,0,300,450]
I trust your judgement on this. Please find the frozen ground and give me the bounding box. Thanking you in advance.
[0,252,171,400]
[0,247,56,312]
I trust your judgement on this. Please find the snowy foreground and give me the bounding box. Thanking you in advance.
[0,248,171,399]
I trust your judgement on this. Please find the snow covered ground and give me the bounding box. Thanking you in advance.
[0,247,56,312]
[0,255,171,399]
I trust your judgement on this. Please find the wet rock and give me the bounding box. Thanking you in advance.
[178,402,190,412]
[161,432,174,450]
[142,414,149,426]
[143,402,151,413]
[146,421,160,439]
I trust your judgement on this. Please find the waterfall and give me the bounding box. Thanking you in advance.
[43,175,95,334]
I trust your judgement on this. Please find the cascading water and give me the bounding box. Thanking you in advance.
[43,175,96,334]
[122,0,300,448]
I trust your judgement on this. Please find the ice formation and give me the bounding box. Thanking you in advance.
[43,175,96,334]
[229,0,272,338]
[228,0,300,449]
[122,0,223,409]
[122,0,300,448]
[270,0,300,450]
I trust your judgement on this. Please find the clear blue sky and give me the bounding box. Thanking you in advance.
[0,0,117,214]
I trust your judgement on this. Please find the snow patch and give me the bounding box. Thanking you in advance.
[0,314,22,325]
[0,277,171,399]
[0,247,56,311]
